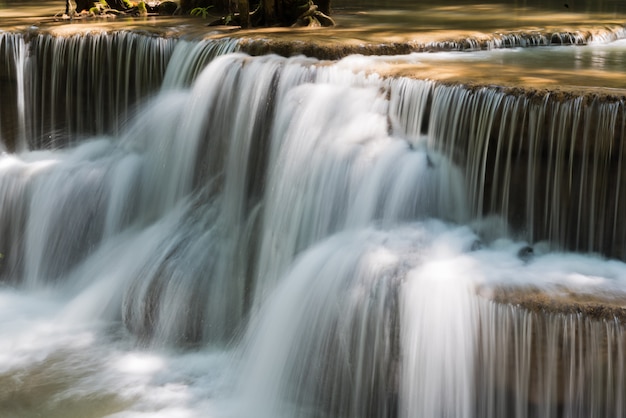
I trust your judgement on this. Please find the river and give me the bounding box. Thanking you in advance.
[1,2,625,417]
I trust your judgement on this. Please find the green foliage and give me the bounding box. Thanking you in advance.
[190,5,213,18]
[88,0,110,14]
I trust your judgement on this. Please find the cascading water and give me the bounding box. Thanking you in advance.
[388,74,626,259]
[0,26,625,418]
[0,31,239,150]
[0,31,27,151]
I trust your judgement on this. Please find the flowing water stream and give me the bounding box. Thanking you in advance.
[1,2,626,417]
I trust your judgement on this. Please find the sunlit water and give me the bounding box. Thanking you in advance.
[1,2,626,418]
[369,39,626,90]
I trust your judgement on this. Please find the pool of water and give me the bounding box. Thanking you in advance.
[347,39,626,91]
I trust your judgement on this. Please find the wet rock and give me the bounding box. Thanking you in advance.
[517,245,534,262]
[486,285,626,322]
[158,1,178,15]
[470,239,483,251]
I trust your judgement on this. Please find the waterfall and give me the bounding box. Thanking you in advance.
[477,301,625,418]
[254,76,468,299]
[238,222,626,418]
[389,79,626,259]
[0,31,239,150]
[26,31,177,147]
[238,224,478,418]
[0,31,27,151]
[418,25,626,51]
[0,52,469,344]
[0,27,625,418]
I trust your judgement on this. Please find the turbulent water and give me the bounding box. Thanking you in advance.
[0,28,626,417]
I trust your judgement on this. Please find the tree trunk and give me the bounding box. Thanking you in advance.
[263,0,277,25]
[250,0,333,27]
[74,0,92,12]
[238,0,250,28]
[220,0,232,12]
[288,0,334,27]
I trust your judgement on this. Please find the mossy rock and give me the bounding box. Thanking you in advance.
[158,0,178,14]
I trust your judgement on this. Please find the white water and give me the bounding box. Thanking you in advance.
[0,43,625,417]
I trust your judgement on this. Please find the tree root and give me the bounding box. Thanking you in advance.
[56,0,166,20]
[208,2,263,27]
[293,3,335,27]
[208,1,334,28]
